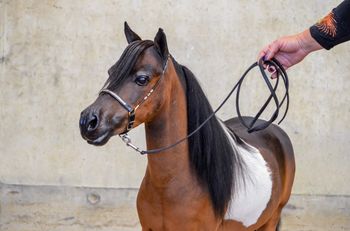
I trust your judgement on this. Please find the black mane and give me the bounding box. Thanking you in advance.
[173,58,244,218]
[103,40,154,91]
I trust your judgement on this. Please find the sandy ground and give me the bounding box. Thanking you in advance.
[0,183,349,231]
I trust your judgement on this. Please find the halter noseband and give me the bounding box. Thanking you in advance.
[99,55,170,133]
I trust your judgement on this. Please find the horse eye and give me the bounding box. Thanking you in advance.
[135,75,150,86]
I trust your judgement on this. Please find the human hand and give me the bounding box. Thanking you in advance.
[258,29,323,77]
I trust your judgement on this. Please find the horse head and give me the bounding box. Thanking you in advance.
[79,22,171,146]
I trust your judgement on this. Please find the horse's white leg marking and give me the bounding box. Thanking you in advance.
[219,121,273,227]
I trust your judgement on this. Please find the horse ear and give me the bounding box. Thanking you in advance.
[154,28,169,59]
[124,22,141,44]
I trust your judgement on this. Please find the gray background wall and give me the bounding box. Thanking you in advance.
[0,0,349,230]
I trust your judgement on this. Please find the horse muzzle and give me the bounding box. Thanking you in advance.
[79,102,130,145]
[79,108,110,146]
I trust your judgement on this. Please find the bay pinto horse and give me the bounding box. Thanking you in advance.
[79,23,295,231]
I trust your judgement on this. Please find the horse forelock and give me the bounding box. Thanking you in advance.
[172,59,245,219]
[103,40,155,91]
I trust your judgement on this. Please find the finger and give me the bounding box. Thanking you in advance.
[265,40,282,60]
[271,72,279,79]
[265,65,278,79]
[267,65,276,73]
[257,51,270,71]
[273,53,290,70]
[258,47,269,62]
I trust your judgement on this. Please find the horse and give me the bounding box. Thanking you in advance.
[79,22,295,231]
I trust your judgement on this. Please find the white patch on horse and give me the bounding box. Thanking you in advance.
[219,121,272,227]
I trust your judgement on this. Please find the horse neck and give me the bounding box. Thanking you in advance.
[144,60,191,187]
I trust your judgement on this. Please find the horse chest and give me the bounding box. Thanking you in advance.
[224,144,273,227]
[137,182,219,230]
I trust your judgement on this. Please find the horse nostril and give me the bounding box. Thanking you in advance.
[87,114,99,132]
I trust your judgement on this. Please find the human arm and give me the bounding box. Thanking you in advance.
[258,29,322,70]
[310,0,350,50]
[259,0,350,71]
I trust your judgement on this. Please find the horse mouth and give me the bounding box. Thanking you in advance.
[86,131,111,146]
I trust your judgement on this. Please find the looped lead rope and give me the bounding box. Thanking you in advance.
[121,57,289,155]
[236,58,289,133]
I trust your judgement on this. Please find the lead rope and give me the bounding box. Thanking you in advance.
[120,57,289,155]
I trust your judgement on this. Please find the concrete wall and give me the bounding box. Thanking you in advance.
[1,0,349,200]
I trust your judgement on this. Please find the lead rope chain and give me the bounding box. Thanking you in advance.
[120,57,289,155]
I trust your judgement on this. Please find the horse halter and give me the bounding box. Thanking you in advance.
[99,55,170,135]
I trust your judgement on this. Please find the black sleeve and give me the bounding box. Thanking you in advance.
[310,0,350,50]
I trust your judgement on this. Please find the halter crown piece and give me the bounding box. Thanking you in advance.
[100,57,289,155]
